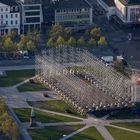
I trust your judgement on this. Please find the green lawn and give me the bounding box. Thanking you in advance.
[112,122,140,131]
[28,100,85,118]
[69,127,104,140]
[106,126,140,140]
[14,108,81,123]
[0,70,35,87]
[28,125,84,140]
[17,81,49,92]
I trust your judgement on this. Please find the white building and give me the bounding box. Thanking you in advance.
[115,0,140,24]
[0,0,20,35]
[18,0,43,34]
[54,0,93,29]
[98,0,140,24]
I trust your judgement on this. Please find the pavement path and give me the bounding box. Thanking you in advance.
[96,126,115,140]
[60,125,91,140]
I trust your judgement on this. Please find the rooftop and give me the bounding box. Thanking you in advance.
[0,0,18,6]
[54,0,91,9]
[102,0,115,6]
[119,0,140,5]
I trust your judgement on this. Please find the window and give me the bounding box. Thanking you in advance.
[15,20,18,25]
[1,8,3,12]
[6,14,8,18]
[11,20,13,25]
[6,21,8,25]
[1,21,3,25]
[15,7,18,11]
[1,15,3,18]
[5,8,8,11]
[15,14,18,18]
[11,14,13,18]
[11,7,13,11]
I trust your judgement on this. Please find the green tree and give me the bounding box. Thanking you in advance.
[47,38,55,48]
[67,37,76,47]
[27,40,35,51]
[98,36,107,46]
[56,36,65,47]
[88,38,96,46]
[77,36,85,46]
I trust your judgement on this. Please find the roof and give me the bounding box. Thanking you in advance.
[0,0,18,6]
[54,0,91,9]
[102,0,115,6]
[119,0,140,5]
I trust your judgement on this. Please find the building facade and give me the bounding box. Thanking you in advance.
[54,0,93,29]
[0,0,20,35]
[98,0,140,24]
[18,0,43,34]
[115,0,140,23]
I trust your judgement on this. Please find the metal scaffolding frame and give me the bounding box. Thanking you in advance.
[35,47,136,114]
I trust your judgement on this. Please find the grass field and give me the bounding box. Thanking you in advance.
[0,70,35,87]
[17,81,49,92]
[14,108,81,123]
[69,127,104,140]
[112,122,140,131]
[28,100,85,118]
[106,126,140,140]
[28,125,84,140]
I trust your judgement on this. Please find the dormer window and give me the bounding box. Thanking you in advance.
[10,7,13,11]
[15,6,18,11]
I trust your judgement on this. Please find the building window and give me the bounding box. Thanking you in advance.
[1,21,3,25]
[11,21,13,25]
[15,7,18,11]
[6,21,8,25]
[6,14,8,18]
[11,7,13,11]
[15,14,18,18]
[1,8,3,12]
[11,14,13,18]
[15,20,18,25]
[5,8,8,11]
[1,15,3,18]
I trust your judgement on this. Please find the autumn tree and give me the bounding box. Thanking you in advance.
[88,38,96,46]
[56,36,65,47]
[67,37,76,47]
[47,38,55,48]
[27,40,35,51]
[77,36,85,46]
[98,36,107,46]
[90,27,101,40]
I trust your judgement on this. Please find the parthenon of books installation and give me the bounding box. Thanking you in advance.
[35,47,137,114]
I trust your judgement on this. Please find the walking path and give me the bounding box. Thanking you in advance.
[0,78,140,140]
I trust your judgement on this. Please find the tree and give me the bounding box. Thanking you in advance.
[47,38,55,48]
[88,38,96,46]
[67,37,76,47]
[90,27,101,39]
[98,36,107,46]
[18,34,27,51]
[56,36,65,47]
[49,23,72,40]
[27,31,41,45]
[77,36,85,46]
[3,37,15,52]
[27,40,35,51]
[50,23,65,40]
